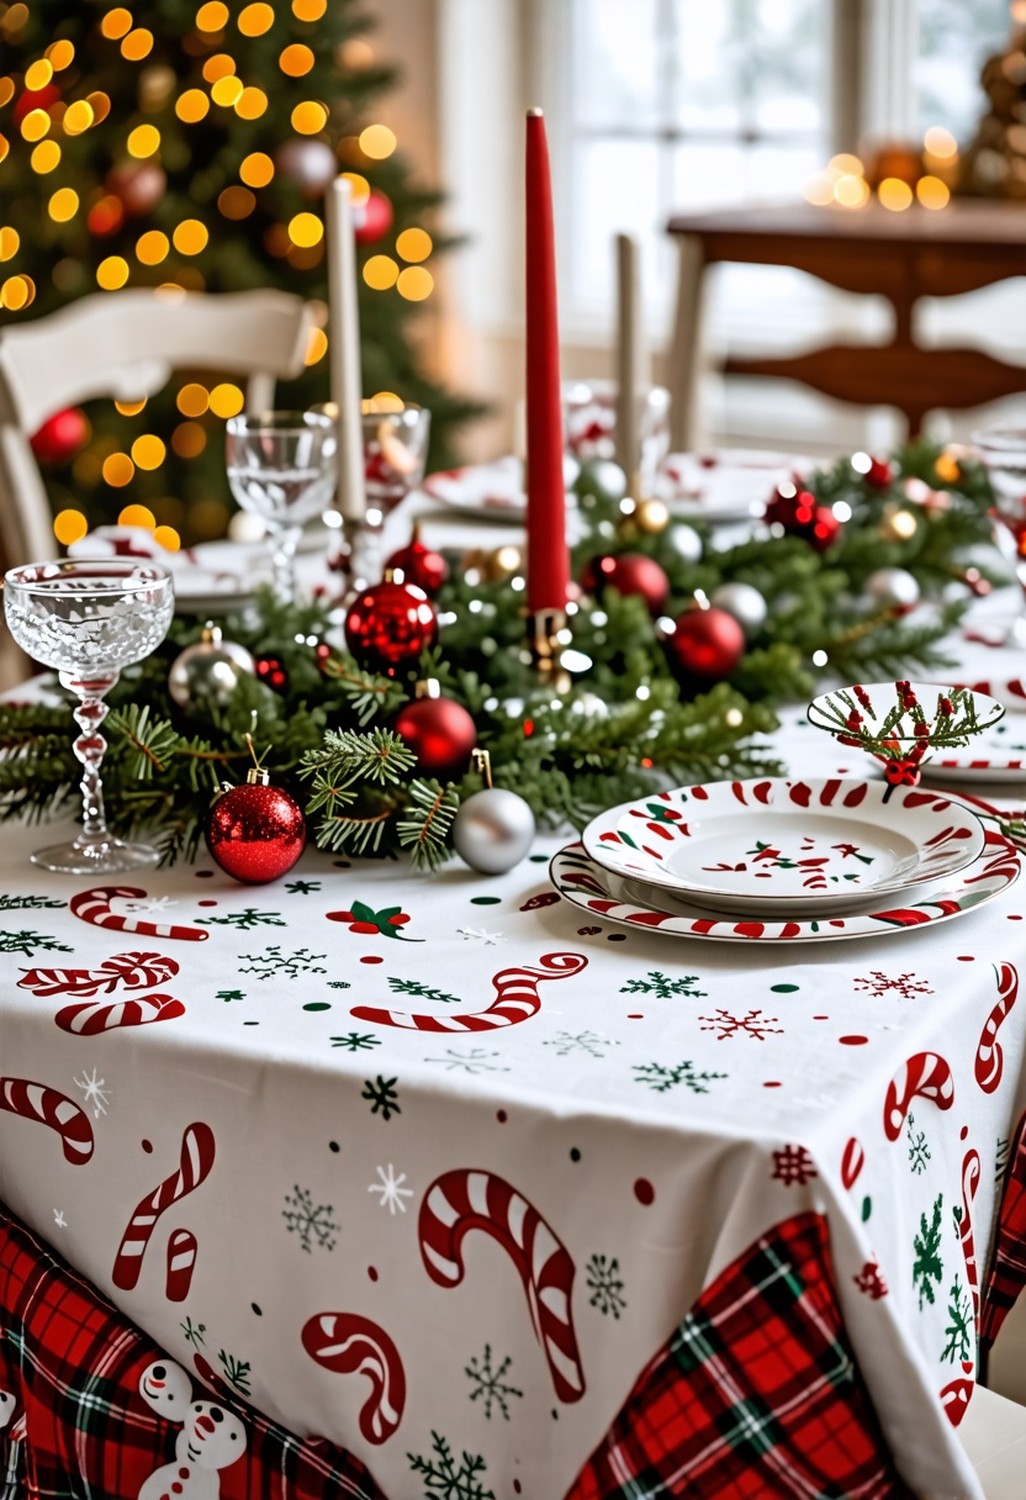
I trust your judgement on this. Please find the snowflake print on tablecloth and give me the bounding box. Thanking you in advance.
[73,1067,110,1119]
[620,971,707,1000]
[332,902,420,941]
[52,1209,67,1230]
[217,989,245,1003]
[181,1317,206,1348]
[197,908,286,930]
[424,1048,510,1075]
[854,971,934,1000]
[465,1345,523,1420]
[387,977,462,1005]
[362,1075,400,1120]
[699,1008,783,1041]
[907,1111,931,1175]
[368,1163,413,1215]
[285,879,320,894]
[771,1144,818,1187]
[407,1430,495,1500]
[282,1185,339,1253]
[632,1059,727,1095]
[942,1277,973,1364]
[913,1194,944,1310]
[0,893,64,910]
[239,946,327,980]
[331,1031,381,1051]
[327,980,352,990]
[585,1254,627,1318]
[457,927,504,945]
[854,1261,888,1299]
[0,929,72,956]
[217,1348,252,1396]
[542,1030,620,1059]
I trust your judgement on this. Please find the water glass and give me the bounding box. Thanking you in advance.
[225,410,338,603]
[973,426,1026,644]
[3,560,174,873]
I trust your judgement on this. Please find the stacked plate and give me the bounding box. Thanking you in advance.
[551,777,1019,945]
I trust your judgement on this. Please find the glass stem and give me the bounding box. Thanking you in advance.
[60,673,116,845]
[270,527,300,604]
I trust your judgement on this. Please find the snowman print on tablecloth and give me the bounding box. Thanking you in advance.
[138,1358,245,1500]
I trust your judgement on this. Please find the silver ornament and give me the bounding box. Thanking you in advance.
[168,623,256,712]
[667,522,702,565]
[710,581,767,637]
[274,138,338,197]
[864,566,920,613]
[452,788,536,875]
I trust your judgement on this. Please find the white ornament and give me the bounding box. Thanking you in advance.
[864,566,920,614]
[453,788,535,874]
[710,581,767,636]
[668,522,703,565]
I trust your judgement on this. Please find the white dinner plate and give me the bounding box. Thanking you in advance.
[550,831,1019,944]
[581,777,984,915]
[422,456,580,518]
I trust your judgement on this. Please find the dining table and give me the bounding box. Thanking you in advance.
[1,463,1025,1500]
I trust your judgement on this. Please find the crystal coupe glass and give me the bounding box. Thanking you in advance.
[973,426,1026,644]
[225,409,338,603]
[3,559,174,873]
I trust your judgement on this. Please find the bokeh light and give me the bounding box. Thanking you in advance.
[235,86,268,119]
[20,109,50,142]
[0,81,12,109]
[0,134,8,164]
[280,43,314,76]
[878,177,913,211]
[118,503,155,527]
[87,195,124,236]
[0,275,33,309]
[363,255,399,290]
[923,126,958,161]
[359,124,397,159]
[240,151,274,187]
[211,75,243,107]
[127,123,160,157]
[121,28,153,61]
[62,100,95,135]
[340,170,370,204]
[176,88,210,122]
[24,59,54,91]
[152,525,181,551]
[136,229,169,264]
[48,186,78,221]
[218,185,256,219]
[238,3,274,36]
[131,434,166,469]
[100,8,133,41]
[292,0,326,17]
[177,383,209,417]
[916,174,950,209]
[46,41,75,71]
[304,326,328,365]
[102,453,135,487]
[53,509,88,546]
[209,382,245,418]
[288,211,323,247]
[202,53,236,83]
[172,420,207,457]
[196,1,229,30]
[396,227,432,262]
[173,218,209,254]
[396,266,433,301]
[0,228,19,261]
[291,100,328,134]
[30,139,61,172]
[114,397,147,415]
[97,256,130,290]
[833,173,869,208]
[87,91,112,124]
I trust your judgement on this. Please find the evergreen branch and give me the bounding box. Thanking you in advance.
[397,780,459,870]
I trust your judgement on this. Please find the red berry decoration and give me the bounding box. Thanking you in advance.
[254,654,289,693]
[764,483,841,553]
[864,456,893,490]
[355,189,394,245]
[582,552,670,616]
[30,407,89,466]
[206,770,306,885]
[384,530,450,596]
[344,575,438,675]
[665,604,745,684]
[394,683,477,780]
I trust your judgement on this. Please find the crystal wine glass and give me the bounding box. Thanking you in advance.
[973,426,1026,644]
[225,409,338,604]
[3,559,174,873]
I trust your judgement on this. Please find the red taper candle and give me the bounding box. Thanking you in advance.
[524,108,569,614]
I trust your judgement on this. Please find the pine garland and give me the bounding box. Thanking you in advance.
[0,441,1000,869]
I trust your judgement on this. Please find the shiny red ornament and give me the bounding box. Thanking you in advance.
[30,407,89,466]
[344,576,438,675]
[581,551,670,615]
[354,190,394,245]
[205,774,306,885]
[254,654,289,693]
[864,456,893,490]
[807,504,842,552]
[765,484,841,552]
[393,692,477,779]
[384,533,450,595]
[13,83,60,125]
[665,605,745,684]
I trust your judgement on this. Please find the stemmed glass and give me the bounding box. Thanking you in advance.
[973,426,1026,644]
[225,410,338,603]
[3,560,174,873]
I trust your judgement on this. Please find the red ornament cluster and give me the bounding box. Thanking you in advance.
[764,481,841,553]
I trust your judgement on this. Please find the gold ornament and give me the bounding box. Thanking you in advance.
[878,504,918,542]
[462,544,522,583]
[634,497,669,535]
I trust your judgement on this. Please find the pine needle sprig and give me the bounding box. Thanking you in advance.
[396,779,460,870]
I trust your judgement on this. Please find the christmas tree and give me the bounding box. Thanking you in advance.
[0,0,480,546]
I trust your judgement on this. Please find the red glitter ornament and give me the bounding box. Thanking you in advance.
[354,189,394,245]
[581,551,669,615]
[344,575,438,675]
[30,407,88,466]
[384,529,450,595]
[665,604,745,683]
[394,683,477,779]
[205,770,306,885]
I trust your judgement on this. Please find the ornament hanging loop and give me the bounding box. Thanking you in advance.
[471,747,493,788]
[243,733,270,787]
[527,607,571,693]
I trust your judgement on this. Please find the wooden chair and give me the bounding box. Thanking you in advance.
[0,287,316,686]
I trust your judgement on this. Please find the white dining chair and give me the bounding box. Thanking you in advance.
[0,287,317,685]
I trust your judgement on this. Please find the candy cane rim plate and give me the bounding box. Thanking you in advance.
[581,778,984,915]
[550,832,1019,944]
[920,678,1026,784]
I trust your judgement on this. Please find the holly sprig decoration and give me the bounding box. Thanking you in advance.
[811,681,987,787]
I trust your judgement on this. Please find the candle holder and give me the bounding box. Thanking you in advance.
[527,607,571,694]
[807,680,1004,795]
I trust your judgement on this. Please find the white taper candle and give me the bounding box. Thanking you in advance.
[326,176,366,521]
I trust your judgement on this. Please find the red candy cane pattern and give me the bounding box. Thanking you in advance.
[940,1372,974,1428]
[18,952,180,998]
[840,1137,864,1190]
[419,1168,585,1403]
[301,1312,406,1445]
[883,1052,954,1141]
[70,887,208,942]
[351,952,587,1033]
[165,1228,198,1303]
[112,1123,216,1291]
[975,963,1019,1094]
[959,1148,982,1327]
[0,1078,93,1164]
[55,994,186,1036]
